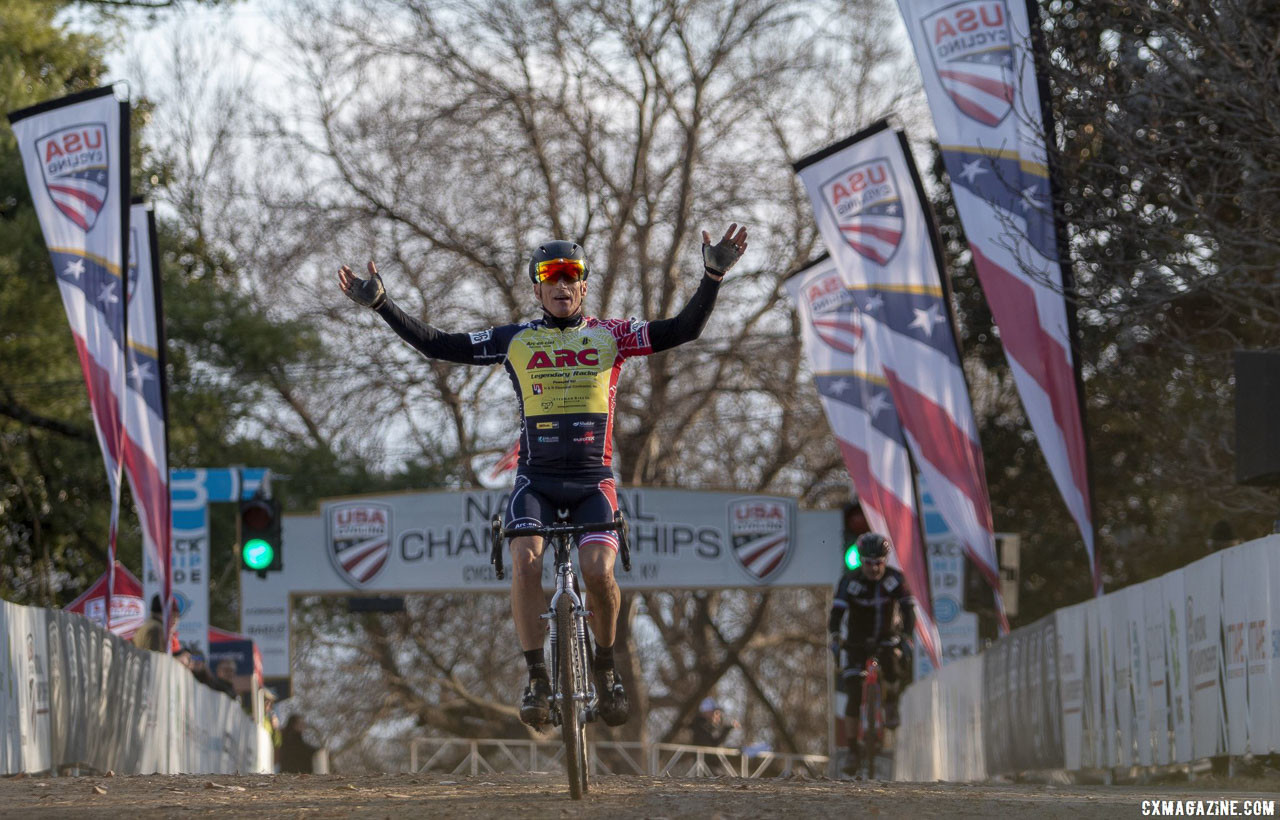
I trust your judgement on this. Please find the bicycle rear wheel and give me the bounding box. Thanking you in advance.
[556,594,588,799]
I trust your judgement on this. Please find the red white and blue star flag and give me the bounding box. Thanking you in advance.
[9,87,131,620]
[785,255,941,667]
[127,201,173,639]
[795,120,1010,633]
[898,0,1098,594]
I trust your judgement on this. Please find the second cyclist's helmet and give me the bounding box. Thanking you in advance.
[528,240,589,283]
[855,533,891,561]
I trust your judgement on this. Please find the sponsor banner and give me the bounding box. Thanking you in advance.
[125,203,172,631]
[1184,553,1224,759]
[784,256,940,666]
[1143,576,1171,765]
[897,0,1097,593]
[1084,595,1108,768]
[1163,568,1193,763]
[8,87,132,617]
[1271,539,1280,754]
[1128,584,1151,766]
[1221,546,1249,755]
[794,123,1008,632]
[981,613,1063,774]
[1055,602,1086,770]
[157,468,269,655]
[1109,591,1132,766]
[245,487,839,678]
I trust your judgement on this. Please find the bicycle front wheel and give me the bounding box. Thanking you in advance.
[863,681,883,779]
[556,594,588,799]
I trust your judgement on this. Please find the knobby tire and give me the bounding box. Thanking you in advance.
[863,681,883,780]
[556,594,588,800]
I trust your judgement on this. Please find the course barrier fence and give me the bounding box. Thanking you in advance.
[1,598,266,775]
[895,535,1280,781]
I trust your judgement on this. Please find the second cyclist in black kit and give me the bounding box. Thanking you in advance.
[339,225,748,727]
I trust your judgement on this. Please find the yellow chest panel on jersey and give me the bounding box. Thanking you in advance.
[505,325,622,417]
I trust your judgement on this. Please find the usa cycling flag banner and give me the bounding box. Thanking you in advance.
[898,0,1098,593]
[127,202,173,635]
[785,255,941,667]
[795,121,1009,632]
[8,87,131,619]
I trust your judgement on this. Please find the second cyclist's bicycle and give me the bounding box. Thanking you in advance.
[490,511,631,800]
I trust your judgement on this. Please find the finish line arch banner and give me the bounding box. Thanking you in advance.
[243,488,841,678]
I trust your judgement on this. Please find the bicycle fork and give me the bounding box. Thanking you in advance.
[544,564,595,726]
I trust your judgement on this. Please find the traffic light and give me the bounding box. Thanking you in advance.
[844,542,862,572]
[841,502,867,572]
[239,495,282,576]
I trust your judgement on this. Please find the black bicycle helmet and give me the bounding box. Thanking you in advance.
[528,240,589,283]
[855,532,891,561]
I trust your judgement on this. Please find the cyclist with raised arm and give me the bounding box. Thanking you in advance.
[338,226,747,728]
[829,532,915,775]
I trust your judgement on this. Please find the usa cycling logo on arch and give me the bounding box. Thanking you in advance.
[728,498,796,583]
[327,502,393,587]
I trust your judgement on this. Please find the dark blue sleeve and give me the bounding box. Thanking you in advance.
[375,298,510,365]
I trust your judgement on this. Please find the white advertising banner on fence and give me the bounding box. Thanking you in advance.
[1163,568,1193,762]
[1221,546,1250,756]
[1143,578,1170,765]
[1083,597,1104,768]
[245,488,841,679]
[1268,538,1280,754]
[1055,602,1086,770]
[1241,537,1275,755]
[1185,554,1224,759]
[1127,584,1151,767]
[1109,592,1132,767]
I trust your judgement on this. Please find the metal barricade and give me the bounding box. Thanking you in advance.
[408,738,827,778]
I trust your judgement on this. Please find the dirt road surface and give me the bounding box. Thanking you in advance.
[3,772,1277,818]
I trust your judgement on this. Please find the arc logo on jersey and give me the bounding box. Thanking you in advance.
[37,123,110,232]
[326,502,392,588]
[921,0,1015,127]
[727,498,795,583]
[527,348,600,369]
[805,270,862,354]
[821,158,903,266]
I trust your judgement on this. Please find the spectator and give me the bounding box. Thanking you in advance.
[689,697,739,748]
[278,714,320,774]
[185,647,221,691]
[132,596,176,652]
[212,658,239,700]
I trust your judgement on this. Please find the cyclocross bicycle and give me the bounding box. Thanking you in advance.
[490,511,631,800]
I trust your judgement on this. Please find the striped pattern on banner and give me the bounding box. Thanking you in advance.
[9,88,130,621]
[785,256,941,667]
[795,122,1009,632]
[124,203,172,626]
[899,0,1097,593]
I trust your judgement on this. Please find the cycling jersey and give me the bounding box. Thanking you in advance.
[374,274,721,476]
[829,566,917,646]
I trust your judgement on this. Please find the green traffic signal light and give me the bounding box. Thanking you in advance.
[242,538,275,571]
[844,543,862,572]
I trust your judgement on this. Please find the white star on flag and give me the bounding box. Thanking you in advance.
[129,359,155,387]
[908,304,944,337]
[864,390,891,419]
[1020,184,1044,212]
[828,378,852,395]
[959,159,986,183]
[64,258,85,279]
[862,294,884,313]
[97,281,119,306]
[887,203,900,214]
